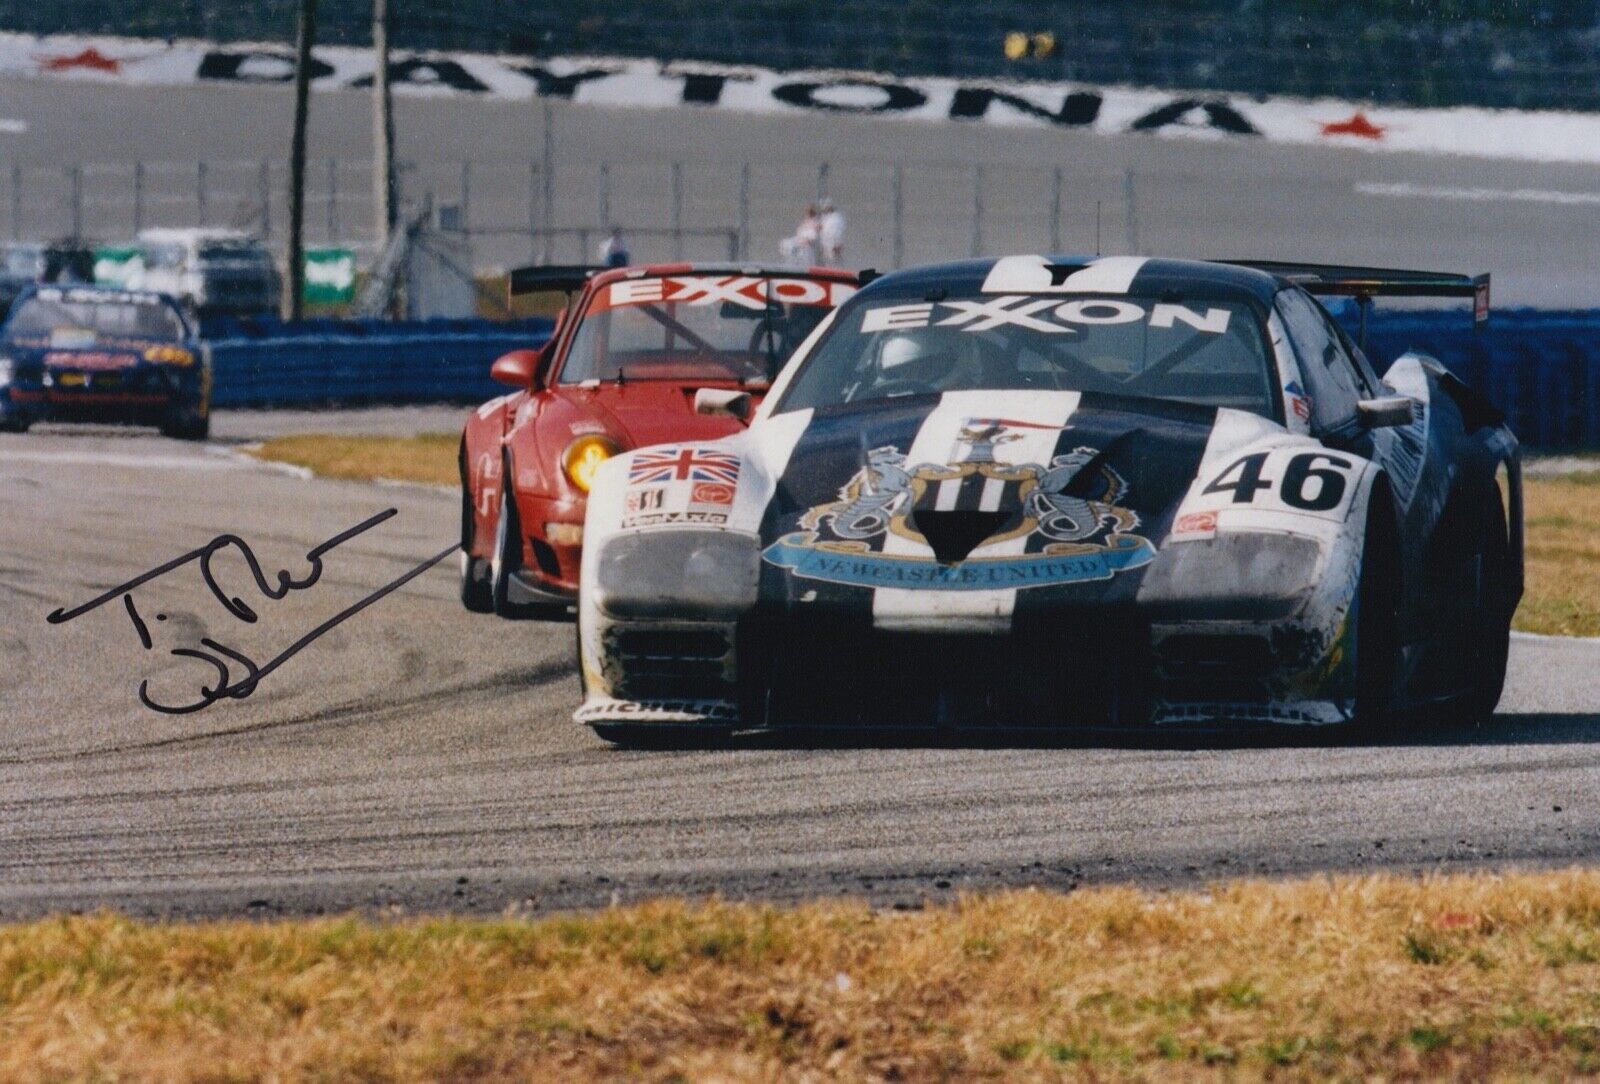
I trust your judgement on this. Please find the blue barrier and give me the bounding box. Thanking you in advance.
[206,310,1600,449]
[1353,309,1600,450]
[207,317,553,408]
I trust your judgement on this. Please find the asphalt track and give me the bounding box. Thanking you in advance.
[3,77,1600,304]
[1,412,1597,919]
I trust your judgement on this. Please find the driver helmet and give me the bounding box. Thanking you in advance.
[875,329,971,391]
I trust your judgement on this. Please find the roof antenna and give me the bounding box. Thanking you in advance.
[1095,201,1102,257]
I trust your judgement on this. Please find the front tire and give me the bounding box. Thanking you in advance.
[459,549,494,613]
[1352,511,1402,729]
[160,405,209,441]
[1460,488,1513,721]
[489,480,567,620]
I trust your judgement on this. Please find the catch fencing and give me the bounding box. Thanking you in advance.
[8,155,1117,276]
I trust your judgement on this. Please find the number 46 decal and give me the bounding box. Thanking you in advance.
[1203,451,1353,512]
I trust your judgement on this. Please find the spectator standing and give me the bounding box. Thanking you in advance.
[818,197,846,264]
[779,204,821,266]
[598,227,630,268]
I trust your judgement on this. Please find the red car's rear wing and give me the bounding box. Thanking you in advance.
[507,264,608,299]
[1222,260,1490,347]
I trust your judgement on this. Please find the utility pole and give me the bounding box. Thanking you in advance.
[372,0,397,251]
[286,0,319,320]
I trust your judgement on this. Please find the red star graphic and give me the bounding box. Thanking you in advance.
[1320,111,1385,140]
[38,47,123,74]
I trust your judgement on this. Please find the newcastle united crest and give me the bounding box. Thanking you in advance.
[763,420,1157,590]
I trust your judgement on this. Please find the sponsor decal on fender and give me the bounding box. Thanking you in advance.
[763,419,1156,590]
[623,445,742,528]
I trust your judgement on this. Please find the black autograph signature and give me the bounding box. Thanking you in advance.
[46,508,456,714]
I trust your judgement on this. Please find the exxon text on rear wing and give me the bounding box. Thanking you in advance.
[506,265,608,301]
[1221,260,1489,346]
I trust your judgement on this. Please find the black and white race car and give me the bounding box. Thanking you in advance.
[575,255,1521,745]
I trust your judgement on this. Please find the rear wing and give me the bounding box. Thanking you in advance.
[506,264,608,300]
[1222,260,1490,347]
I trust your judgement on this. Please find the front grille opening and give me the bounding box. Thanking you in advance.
[746,619,1152,728]
[1155,634,1275,704]
[608,625,736,702]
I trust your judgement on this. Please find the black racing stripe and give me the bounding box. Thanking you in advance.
[1011,394,1217,617]
[756,395,943,623]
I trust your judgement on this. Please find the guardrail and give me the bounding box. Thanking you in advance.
[1357,309,1600,451]
[202,309,1600,450]
[207,316,551,408]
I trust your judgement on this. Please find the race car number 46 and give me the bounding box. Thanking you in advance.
[1203,451,1354,513]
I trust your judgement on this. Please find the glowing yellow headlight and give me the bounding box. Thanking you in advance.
[143,345,195,366]
[562,435,618,493]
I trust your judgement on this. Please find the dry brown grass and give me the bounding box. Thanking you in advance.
[246,432,460,487]
[4,871,1600,1081]
[1519,471,1600,635]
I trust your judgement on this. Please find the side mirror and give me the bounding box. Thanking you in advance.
[1357,396,1416,429]
[694,387,752,421]
[490,348,540,388]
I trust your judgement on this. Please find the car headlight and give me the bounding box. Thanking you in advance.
[563,435,619,493]
[1139,532,1323,620]
[595,530,759,619]
[143,345,195,366]
[0,356,13,384]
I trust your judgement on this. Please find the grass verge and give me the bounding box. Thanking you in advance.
[3,872,1600,1080]
[246,432,459,487]
[1520,470,1600,635]
[246,434,1600,636]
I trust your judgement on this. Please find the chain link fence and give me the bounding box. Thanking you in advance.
[7,155,1152,274]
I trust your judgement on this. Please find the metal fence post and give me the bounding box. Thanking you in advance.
[259,160,271,239]
[671,161,683,260]
[69,165,82,239]
[327,158,339,241]
[971,165,983,258]
[1051,167,1063,253]
[598,161,610,227]
[892,163,904,269]
[10,165,19,240]
[541,102,555,263]
[738,162,750,260]
[528,160,539,261]
[197,161,209,226]
[1124,167,1138,255]
[134,162,145,234]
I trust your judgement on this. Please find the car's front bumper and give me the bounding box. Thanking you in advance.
[576,606,1357,732]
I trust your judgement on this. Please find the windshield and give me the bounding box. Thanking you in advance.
[5,293,184,340]
[559,273,853,385]
[776,282,1277,418]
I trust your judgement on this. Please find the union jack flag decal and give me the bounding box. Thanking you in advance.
[628,446,742,485]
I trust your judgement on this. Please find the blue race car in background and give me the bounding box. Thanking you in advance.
[0,284,210,439]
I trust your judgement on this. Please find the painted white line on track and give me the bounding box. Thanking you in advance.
[0,448,244,471]
[1511,630,1600,644]
[0,118,25,134]
[1355,181,1600,206]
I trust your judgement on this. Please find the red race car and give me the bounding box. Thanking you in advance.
[460,263,857,618]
